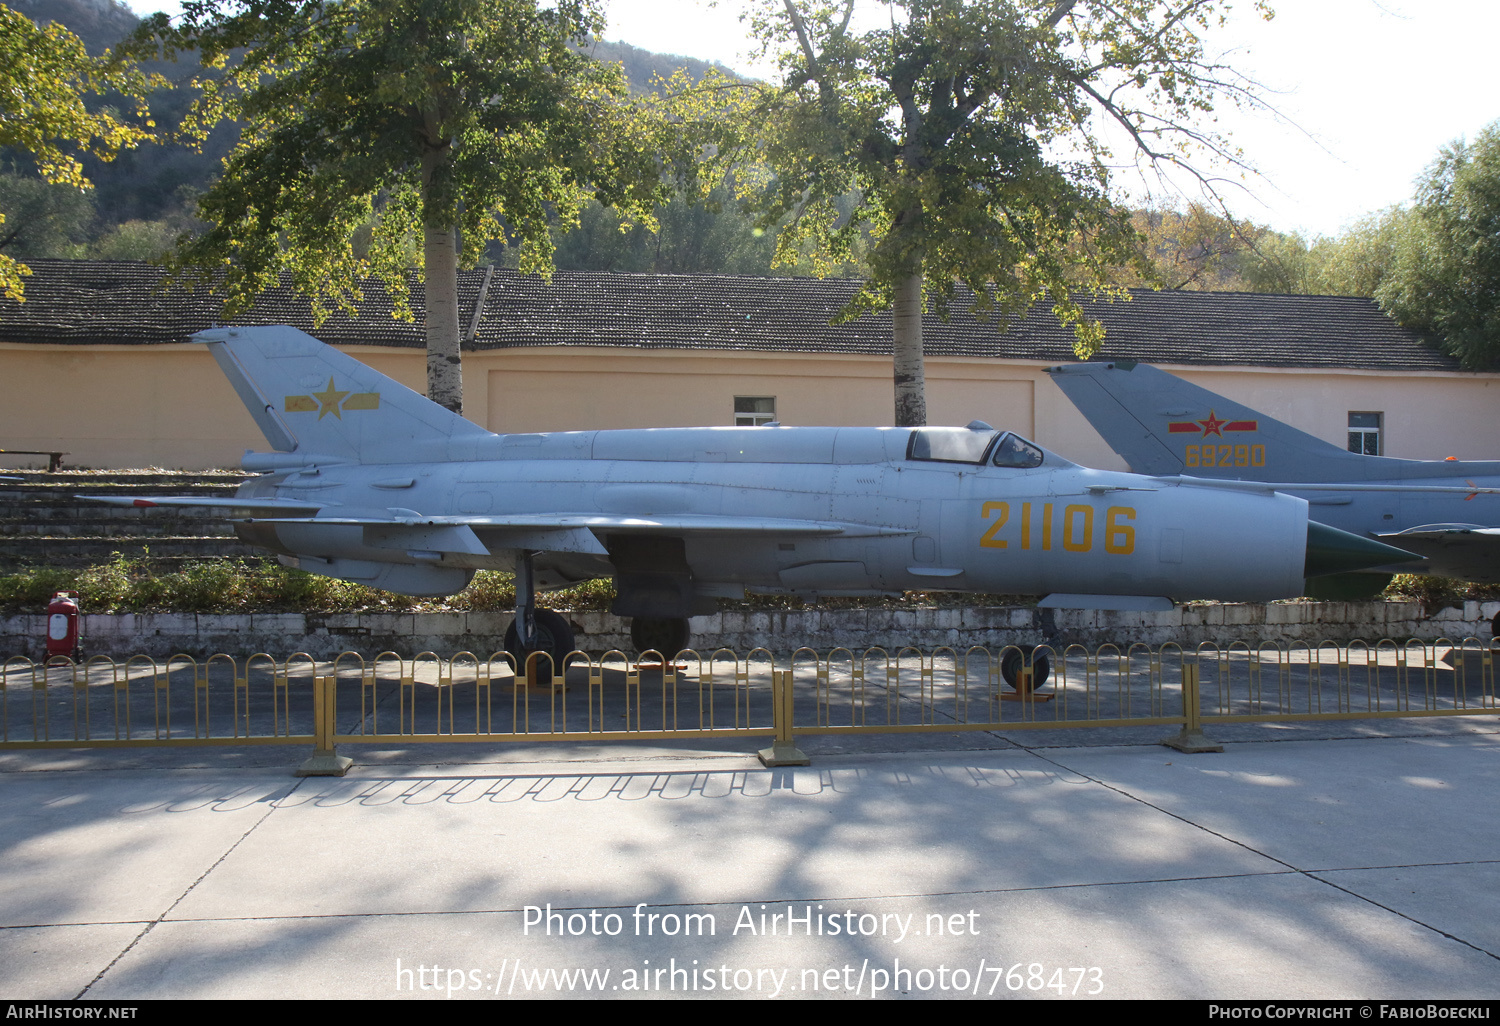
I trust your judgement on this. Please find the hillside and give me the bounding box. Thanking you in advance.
[11,0,134,54]
[2,1,753,261]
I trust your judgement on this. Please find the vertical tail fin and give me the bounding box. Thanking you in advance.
[1046,361,1368,481]
[197,326,492,463]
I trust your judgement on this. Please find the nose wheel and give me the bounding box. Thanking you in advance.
[504,608,575,671]
[506,552,575,676]
[1001,648,1051,692]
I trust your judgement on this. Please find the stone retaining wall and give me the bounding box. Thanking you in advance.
[5,601,1498,660]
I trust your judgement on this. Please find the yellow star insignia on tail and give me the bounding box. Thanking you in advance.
[310,378,350,420]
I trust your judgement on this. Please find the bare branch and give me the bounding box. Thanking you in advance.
[1044,1,1080,29]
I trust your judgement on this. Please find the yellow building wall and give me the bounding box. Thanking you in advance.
[0,343,428,469]
[1158,367,1500,463]
[2,340,1498,471]
[483,349,1035,438]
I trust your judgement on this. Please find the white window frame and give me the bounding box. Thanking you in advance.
[1348,412,1382,456]
[734,395,776,427]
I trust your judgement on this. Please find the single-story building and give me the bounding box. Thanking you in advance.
[1,258,1495,470]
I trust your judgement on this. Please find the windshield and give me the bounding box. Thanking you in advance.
[991,433,1045,469]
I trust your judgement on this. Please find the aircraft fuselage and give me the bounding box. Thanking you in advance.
[232,425,1315,611]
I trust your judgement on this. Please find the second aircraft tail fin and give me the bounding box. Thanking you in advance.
[1045,361,1369,481]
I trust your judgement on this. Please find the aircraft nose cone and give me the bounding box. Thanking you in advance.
[1304,522,1421,578]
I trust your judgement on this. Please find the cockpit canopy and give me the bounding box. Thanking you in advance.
[905,425,1050,469]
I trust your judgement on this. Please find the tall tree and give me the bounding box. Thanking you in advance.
[137,0,670,415]
[0,3,154,299]
[1307,210,1401,299]
[1111,202,1273,292]
[0,171,97,259]
[730,0,1273,426]
[1376,122,1500,369]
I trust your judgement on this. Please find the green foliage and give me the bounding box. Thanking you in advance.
[1231,211,1404,299]
[0,171,96,258]
[0,2,156,298]
[1376,121,1500,369]
[89,218,178,260]
[0,554,378,613]
[696,1,1274,425]
[1382,573,1500,614]
[543,183,866,277]
[546,188,774,275]
[133,0,672,324]
[1110,201,1404,300]
[0,556,621,615]
[8,0,851,285]
[0,554,1043,615]
[1308,211,1403,298]
[1244,123,1500,366]
[1237,230,1317,294]
[583,37,740,96]
[1113,202,1279,292]
[722,1,1275,346]
[8,559,1496,623]
[0,556,1033,615]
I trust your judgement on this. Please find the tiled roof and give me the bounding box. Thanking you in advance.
[0,258,1462,373]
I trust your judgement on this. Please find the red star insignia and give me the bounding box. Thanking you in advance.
[1198,410,1227,437]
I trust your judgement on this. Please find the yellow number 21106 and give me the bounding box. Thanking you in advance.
[981,502,1135,555]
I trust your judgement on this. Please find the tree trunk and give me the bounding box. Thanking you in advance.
[421,117,463,417]
[892,267,926,427]
[424,224,463,416]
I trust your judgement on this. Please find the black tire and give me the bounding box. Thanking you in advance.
[1000,648,1051,691]
[630,616,691,658]
[504,609,576,675]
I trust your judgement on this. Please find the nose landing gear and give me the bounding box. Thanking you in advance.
[504,553,576,674]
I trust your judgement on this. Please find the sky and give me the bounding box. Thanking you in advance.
[121,0,1500,241]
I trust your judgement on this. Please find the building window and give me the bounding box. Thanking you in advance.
[1348,412,1382,455]
[735,396,776,426]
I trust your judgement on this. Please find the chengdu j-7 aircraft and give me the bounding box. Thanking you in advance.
[86,327,1414,666]
[1047,360,1500,586]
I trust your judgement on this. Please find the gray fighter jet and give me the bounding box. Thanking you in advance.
[1047,360,1500,585]
[84,328,1413,666]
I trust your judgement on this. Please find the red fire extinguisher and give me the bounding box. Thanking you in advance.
[46,591,81,659]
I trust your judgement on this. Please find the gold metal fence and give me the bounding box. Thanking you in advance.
[793,644,1192,735]
[324,648,779,744]
[0,651,319,747]
[3,640,1496,768]
[1194,637,1499,724]
[0,648,783,750]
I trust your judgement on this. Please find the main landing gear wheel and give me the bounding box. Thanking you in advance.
[1001,649,1051,692]
[504,609,575,675]
[630,616,690,658]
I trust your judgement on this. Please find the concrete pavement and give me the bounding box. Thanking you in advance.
[2,721,1499,1000]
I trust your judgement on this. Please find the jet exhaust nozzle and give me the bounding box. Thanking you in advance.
[1304,522,1420,578]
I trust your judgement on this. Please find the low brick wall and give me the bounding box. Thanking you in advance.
[4,601,1498,660]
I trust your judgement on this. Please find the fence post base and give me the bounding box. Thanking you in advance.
[299,675,353,775]
[1160,728,1222,754]
[758,740,809,767]
[1162,659,1222,753]
[760,668,809,766]
[297,750,353,776]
